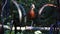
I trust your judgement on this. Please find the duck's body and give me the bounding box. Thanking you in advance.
[28,8,35,19]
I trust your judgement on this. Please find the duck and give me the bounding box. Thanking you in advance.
[28,3,35,20]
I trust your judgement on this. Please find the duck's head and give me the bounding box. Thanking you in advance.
[31,3,35,9]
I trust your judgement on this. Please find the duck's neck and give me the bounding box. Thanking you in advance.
[31,8,34,10]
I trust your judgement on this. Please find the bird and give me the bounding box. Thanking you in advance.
[27,3,35,26]
[28,3,35,20]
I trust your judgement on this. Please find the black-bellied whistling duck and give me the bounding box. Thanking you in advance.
[28,3,35,20]
[27,3,35,26]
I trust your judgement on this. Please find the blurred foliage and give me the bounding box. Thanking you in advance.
[0,0,58,27]
[15,0,57,26]
[1,0,59,34]
[2,0,57,26]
